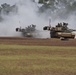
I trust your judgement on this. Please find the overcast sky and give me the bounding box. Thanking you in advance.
[0,0,19,5]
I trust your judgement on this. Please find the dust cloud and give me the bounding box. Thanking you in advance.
[0,0,50,38]
[0,0,76,38]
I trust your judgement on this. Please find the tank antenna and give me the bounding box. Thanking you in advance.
[49,18,51,27]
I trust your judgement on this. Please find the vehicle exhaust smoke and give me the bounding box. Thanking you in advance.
[0,0,50,38]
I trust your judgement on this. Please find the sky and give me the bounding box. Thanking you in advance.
[0,0,18,5]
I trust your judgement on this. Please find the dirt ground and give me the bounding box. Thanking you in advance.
[0,37,76,46]
[0,37,76,75]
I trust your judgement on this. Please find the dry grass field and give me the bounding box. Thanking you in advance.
[0,37,76,75]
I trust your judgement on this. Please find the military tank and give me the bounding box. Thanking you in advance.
[43,22,76,40]
[16,24,36,37]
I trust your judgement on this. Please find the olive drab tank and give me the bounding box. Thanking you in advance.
[43,22,76,40]
[16,24,36,37]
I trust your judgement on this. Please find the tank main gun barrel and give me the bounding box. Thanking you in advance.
[69,29,76,31]
[67,29,76,32]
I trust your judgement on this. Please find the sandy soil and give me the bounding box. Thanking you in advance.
[0,37,76,46]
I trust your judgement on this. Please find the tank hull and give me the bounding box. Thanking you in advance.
[50,31,75,39]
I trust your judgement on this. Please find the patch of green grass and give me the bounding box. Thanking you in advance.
[0,44,76,50]
[0,44,76,75]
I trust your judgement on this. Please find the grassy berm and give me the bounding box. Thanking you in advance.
[0,44,76,75]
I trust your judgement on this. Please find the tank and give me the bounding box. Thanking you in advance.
[16,24,36,37]
[43,22,76,40]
